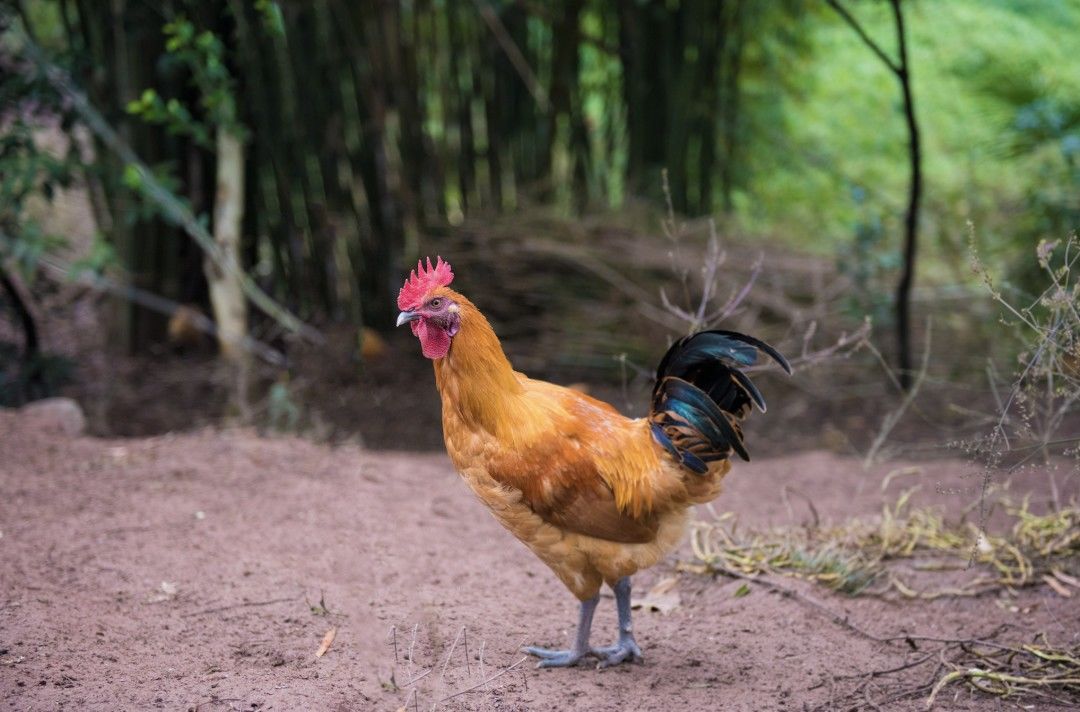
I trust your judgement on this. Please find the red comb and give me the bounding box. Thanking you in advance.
[397,256,454,310]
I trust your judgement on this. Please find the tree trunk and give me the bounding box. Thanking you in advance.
[827,0,923,390]
[206,127,251,413]
[0,266,43,404]
[892,0,921,391]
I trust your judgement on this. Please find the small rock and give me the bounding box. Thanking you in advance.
[18,398,86,436]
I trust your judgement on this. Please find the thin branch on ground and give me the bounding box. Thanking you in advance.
[435,656,529,704]
[181,595,299,618]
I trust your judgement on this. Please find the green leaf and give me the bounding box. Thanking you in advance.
[70,236,118,279]
[260,1,285,36]
[121,163,143,190]
[733,583,751,598]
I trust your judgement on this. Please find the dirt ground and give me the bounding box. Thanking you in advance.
[2,413,1078,712]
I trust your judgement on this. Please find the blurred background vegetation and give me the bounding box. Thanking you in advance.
[1,0,1078,458]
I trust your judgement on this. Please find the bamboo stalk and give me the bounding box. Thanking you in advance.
[6,16,322,343]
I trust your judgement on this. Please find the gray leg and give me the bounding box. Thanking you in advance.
[523,594,600,668]
[593,577,644,668]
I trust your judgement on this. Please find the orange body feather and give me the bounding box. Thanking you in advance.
[430,287,730,600]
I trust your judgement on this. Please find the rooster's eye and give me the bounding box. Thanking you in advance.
[429,298,442,308]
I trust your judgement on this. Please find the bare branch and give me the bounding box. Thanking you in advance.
[705,253,762,326]
[825,0,901,75]
[746,318,871,375]
[864,318,933,467]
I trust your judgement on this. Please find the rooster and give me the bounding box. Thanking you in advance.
[396,257,790,669]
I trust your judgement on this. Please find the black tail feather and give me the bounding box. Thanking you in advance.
[650,329,788,470]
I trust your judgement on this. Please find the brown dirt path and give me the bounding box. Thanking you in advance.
[1,416,1077,711]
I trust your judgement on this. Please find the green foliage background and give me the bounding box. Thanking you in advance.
[3,0,1079,359]
[748,0,1080,271]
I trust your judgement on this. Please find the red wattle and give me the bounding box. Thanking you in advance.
[416,320,451,359]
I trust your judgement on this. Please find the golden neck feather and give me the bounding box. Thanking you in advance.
[432,292,525,434]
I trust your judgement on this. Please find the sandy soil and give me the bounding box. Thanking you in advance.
[1,415,1078,712]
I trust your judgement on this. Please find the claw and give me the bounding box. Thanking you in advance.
[593,638,644,669]
[523,580,645,671]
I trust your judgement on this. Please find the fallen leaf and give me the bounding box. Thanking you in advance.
[631,576,681,614]
[147,581,178,603]
[1042,574,1073,598]
[733,583,751,598]
[315,627,337,658]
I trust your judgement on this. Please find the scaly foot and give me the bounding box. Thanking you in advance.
[593,636,643,668]
[522,645,596,668]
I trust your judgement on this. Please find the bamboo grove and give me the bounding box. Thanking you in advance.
[6,1,809,349]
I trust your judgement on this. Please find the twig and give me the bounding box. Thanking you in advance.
[432,626,466,711]
[864,318,932,467]
[711,566,883,642]
[835,652,937,680]
[780,485,820,529]
[436,626,462,687]
[407,623,419,678]
[478,640,488,693]
[402,668,432,687]
[463,627,471,677]
[705,253,763,326]
[181,595,298,618]
[711,564,1020,652]
[436,656,528,703]
[191,697,244,711]
[824,0,901,76]
[746,319,871,375]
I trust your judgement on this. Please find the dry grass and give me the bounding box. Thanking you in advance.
[808,629,1080,710]
[687,492,1080,599]
[686,495,1080,708]
[965,231,1080,468]
[925,635,1080,709]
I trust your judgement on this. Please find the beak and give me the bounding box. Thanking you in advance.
[396,310,420,327]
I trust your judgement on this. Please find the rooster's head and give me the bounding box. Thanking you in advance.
[396,256,460,359]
